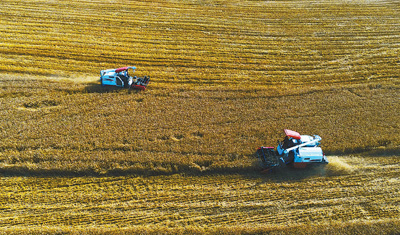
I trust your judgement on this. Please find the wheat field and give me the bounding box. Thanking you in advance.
[0,156,399,234]
[1,0,399,86]
[0,0,399,234]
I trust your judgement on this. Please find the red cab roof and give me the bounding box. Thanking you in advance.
[284,129,301,140]
[115,66,136,73]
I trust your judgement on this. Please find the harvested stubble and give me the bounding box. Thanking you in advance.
[0,0,399,86]
[0,156,399,234]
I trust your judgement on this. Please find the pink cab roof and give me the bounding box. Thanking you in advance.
[284,129,301,140]
[115,66,136,73]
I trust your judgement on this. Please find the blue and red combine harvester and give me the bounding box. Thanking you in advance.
[100,66,150,90]
[256,129,329,173]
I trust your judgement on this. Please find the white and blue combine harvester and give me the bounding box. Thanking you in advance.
[100,66,150,90]
[256,129,329,172]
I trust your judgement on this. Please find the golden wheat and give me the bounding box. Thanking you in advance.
[0,77,398,176]
[0,0,399,233]
[1,0,399,86]
[0,156,399,233]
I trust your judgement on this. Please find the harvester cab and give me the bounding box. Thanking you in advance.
[256,129,328,172]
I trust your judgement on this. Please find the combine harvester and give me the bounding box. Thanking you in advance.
[100,66,150,90]
[256,129,329,172]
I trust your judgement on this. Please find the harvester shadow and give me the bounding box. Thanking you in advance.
[244,165,329,183]
[84,83,142,94]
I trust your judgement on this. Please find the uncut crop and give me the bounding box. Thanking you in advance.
[0,77,399,175]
